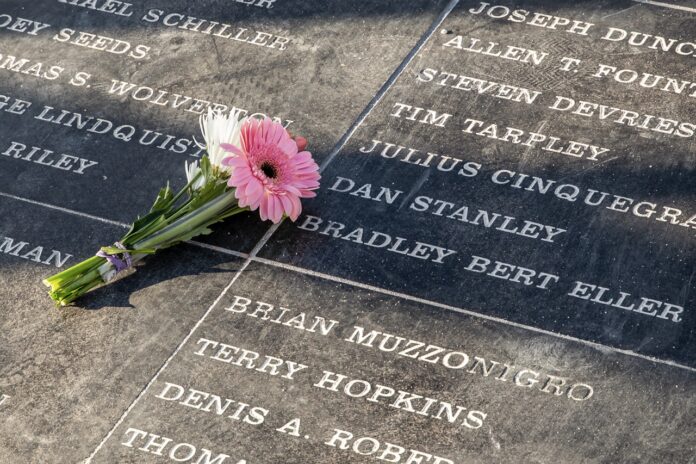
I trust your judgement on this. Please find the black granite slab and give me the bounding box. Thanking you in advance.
[89,262,696,463]
[260,0,696,367]
[2,1,696,462]
[0,196,243,462]
[0,0,450,253]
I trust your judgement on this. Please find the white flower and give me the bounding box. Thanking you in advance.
[185,160,205,190]
[198,108,245,171]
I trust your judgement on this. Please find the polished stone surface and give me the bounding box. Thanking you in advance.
[0,1,455,460]
[91,262,696,463]
[0,198,243,462]
[0,0,449,253]
[261,0,696,367]
[1,0,695,462]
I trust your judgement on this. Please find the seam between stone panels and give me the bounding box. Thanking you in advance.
[81,5,462,456]
[318,0,460,172]
[82,178,295,460]
[3,0,460,263]
[183,240,249,259]
[237,0,462,284]
[215,0,462,292]
[0,0,459,263]
[0,191,248,259]
[22,1,696,455]
[5,190,694,376]
[631,0,696,13]
[251,257,696,375]
[83,258,254,463]
[0,191,130,228]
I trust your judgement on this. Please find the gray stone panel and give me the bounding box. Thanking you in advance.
[261,0,696,367]
[91,262,696,463]
[0,197,242,462]
[0,0,450,253]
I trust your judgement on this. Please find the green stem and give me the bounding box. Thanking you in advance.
[42,256,103,289]
[45,184,245,306]
[135,189,240,250]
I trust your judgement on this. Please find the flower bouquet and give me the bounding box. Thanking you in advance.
[43,111,320,306]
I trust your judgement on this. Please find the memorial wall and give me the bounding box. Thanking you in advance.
[0,1,694,463]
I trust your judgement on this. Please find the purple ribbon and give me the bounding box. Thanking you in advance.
[96,241,132,272]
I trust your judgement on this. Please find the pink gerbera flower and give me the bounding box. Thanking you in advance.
[221,118,320,224]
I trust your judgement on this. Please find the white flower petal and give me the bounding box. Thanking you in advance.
[199,108,246,171]
[184,160,205,190]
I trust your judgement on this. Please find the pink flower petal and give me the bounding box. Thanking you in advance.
[220,143,244,156]
[280,140,297,156]
[259,194,270,221]
[279,194,293,216]
[269,196,283,223]
[288,194,302,221]
[229,117,320,223]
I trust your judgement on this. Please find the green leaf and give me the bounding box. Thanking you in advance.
[150,183,174,212]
